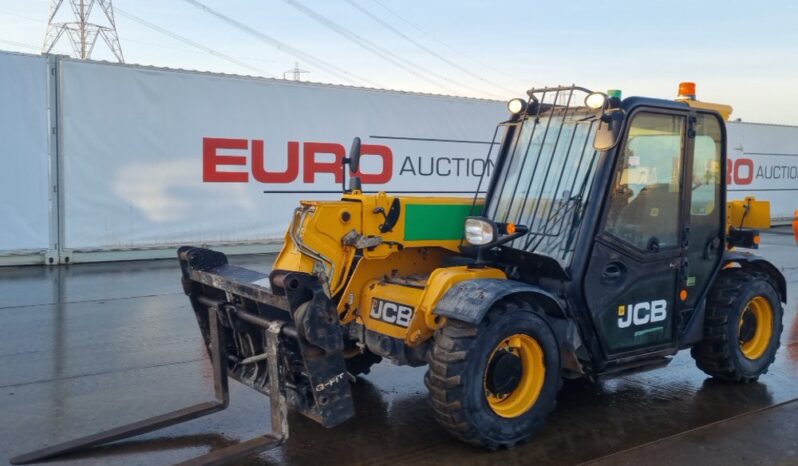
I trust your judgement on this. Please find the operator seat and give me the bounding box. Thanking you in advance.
[617,183,679,248]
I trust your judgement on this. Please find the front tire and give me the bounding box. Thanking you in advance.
[425,298,561,449]
[691,269,783,382]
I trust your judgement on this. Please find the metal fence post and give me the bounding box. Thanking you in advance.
[45,54,63,266]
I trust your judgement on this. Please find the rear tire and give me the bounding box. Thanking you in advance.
[691,269,783,382]
[425,298,561,449]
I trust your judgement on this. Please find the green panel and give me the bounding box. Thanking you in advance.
[404,203,478,241]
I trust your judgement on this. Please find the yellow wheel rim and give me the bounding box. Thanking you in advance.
[738,296,774,360]
[483,333,545,418]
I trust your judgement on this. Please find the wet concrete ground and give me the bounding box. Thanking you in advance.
[1,231,796,466]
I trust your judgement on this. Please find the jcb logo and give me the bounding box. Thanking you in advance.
[617,299,668,328]
[370,298,414,328]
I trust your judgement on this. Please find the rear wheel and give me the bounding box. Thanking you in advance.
[691,269,783,382]
[425,299,561,449]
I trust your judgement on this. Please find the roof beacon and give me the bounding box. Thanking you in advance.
[677,82,697,100]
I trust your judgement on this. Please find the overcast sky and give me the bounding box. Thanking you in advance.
[1,0,797,124]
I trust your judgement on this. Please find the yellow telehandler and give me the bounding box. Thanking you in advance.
[13,83,786,465]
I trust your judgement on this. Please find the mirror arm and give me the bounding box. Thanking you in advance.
[341,157,349,193]
[349,176,362,193]
[593,109,626,151]
[343,137,362,194]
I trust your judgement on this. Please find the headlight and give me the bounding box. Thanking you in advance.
[464,218,496,245]
[507,98,527,115]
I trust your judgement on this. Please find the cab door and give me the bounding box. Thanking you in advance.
[682,113,725,327]
[584,109,690,357]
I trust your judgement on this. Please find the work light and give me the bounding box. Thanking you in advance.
[585,92,607,110]
[507,98,527,115]
[465,217,497,245]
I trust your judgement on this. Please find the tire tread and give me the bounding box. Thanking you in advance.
[691,269,783,382]
[425,299,559,449]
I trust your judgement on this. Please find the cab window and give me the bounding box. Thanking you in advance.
[605,112,685,251]
[691,115,722,216]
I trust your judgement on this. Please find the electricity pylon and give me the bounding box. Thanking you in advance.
[283,62,309,81]
[43,0,124,62]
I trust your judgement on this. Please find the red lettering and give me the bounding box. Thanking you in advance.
[734,158,754,185]
[251,140,299,183]
[203,137,249,182]
[356,144,393,184]
[726,159,733,185]
[203,138,394,185]
[303,142,345,183]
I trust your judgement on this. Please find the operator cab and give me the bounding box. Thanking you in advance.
[465,84,728,364]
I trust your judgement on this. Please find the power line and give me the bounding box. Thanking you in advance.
[344,0,514,97]
[180,0,381,87]
[115,7,273,77]
[283,0,458,94]
[284,0,497,97]
[0,10,64,52]
[0,8,283,71]
[0,9,76,52]
[123,36,290,65]
[372,0,527,91]
[0,7,295,74]
[0,9,46,23]
[0,38,41,51]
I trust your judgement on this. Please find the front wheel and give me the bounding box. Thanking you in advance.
[425,299,561,449]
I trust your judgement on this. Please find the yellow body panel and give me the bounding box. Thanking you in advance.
[273,200,362,295]
[273,192,480,293]
[677,98,734,121]
[337,247,452,322]
[353,193,479,259]
[357,265,506,344]
[404,266,506,345]
[359,280,425,339]
[727,196,771,231]
[271,191,498,347]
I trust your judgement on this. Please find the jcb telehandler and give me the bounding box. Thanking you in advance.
[13,83,786,465]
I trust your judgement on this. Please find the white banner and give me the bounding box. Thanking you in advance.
[59,60,506,250]
[54,58,798,252]
[727,121,798,221]
[0,52,51,252]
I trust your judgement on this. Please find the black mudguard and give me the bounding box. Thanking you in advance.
[178,246,354,428]
[723,251,787,303]
[433,278,564,324]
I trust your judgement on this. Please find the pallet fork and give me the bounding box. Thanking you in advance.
[10,301,289,466]
[12,246,353,465]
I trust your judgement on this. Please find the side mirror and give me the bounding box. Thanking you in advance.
[593,110,625,151]
[342,137,362,193]
[585,92,625,151]
[348,137,361,173]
